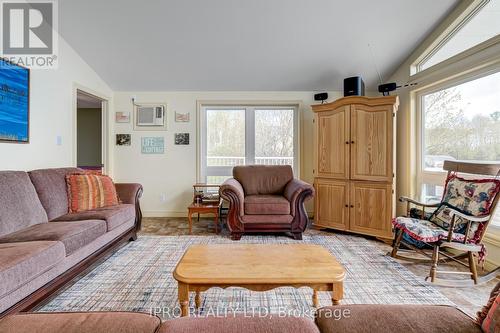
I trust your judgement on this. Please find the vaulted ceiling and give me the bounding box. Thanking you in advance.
[59,0,458,91]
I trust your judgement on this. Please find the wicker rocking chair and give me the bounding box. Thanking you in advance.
[391,160,500,287]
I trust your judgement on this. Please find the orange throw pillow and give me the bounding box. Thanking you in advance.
[66,174,119,213]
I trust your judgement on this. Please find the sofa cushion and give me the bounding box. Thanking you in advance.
[233,165,293,195]
[158,316,319,333]
[29,167,82,221]
[0,171,48,237]
[66,174,119,213]
[245,195,290,215]
[0,220,106,255]
[54,204,135,231]
[316,305,482,333]
[0,312,161,333]
[241,214,293,224]
[0,241,65,298]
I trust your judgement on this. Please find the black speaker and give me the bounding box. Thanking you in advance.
[314,92,328,102]
[344,76,365,97]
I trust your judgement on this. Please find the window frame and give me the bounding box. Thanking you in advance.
[416,66,500,228]
[411,0,497,76]
[197,102,300,184]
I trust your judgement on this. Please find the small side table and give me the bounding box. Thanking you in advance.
[187,201,221,234]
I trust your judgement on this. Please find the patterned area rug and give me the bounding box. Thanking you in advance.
[37,234,454,319]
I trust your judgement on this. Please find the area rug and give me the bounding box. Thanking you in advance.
[37,234,454,319]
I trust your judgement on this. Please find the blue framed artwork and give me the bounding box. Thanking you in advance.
[141,137,164,154]
[0,58,30,143]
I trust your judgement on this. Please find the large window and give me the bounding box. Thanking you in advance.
[415,0,500,73]
[200,105,298,184]
[418,70,500,225]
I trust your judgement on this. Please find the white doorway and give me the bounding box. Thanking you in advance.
[76,89,108,174]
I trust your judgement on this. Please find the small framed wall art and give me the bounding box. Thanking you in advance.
[175,112,190,122]
[175,133,189,145]
[115,111,130,123]
[116,134,131,146]
[141,136,164,154]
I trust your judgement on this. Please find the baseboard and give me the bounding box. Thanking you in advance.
[144,210,315,219]
[143,211,188,218]
[483,233,500,271]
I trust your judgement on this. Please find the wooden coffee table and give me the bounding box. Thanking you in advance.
[173,244,345,316]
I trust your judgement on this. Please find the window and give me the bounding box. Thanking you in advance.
[416,0,500,72]
[200,105,298,184]
[418,70,500,226]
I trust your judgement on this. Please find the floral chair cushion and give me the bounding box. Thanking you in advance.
[428,175,500,240]
[440,175,500,216]
[392,216,465,243]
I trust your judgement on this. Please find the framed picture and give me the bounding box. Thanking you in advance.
[175,133,189,145]
[0,58,30,143]
[115,111,130,123]
[175,111,190,122]
[141,136,164,154]
[116,134,131,146]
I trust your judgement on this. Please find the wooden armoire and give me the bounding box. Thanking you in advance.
[312,96,399,239]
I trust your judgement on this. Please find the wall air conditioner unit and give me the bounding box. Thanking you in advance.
[136,105,165,126]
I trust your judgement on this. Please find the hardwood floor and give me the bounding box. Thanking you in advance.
[140,216,498,317]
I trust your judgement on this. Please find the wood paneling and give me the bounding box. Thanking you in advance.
[315,106,349,179]
[314,179,348,230]
[350,104,393,182]
[349,182,393,238]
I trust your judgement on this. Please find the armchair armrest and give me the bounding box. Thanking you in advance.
[443,206,490,242]
[115,183,143,204]
[219,178,245,216]
[399,196,440,218]
[445,207,491,223]
[284,178,314,216]
[399,196,440,208]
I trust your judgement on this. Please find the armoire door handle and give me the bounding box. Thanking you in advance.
[345,141,349,144]
[344,204,348,207]
[351,141,355,144]
[350,205,354,208]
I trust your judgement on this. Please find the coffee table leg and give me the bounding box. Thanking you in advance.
[179,282,189,316]
[188,212,193,235]
[331,282,343,305]
[195,291,201,309]
[312,290,319,308]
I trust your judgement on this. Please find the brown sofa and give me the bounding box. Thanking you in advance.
[0,168,142,316]
[0,300,490,333]
[220,165,314,240]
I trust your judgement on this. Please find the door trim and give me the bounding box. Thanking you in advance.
[72,83,110,175]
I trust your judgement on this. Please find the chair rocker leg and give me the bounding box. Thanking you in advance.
[390,229,403,258]
[429,245,439,283]
[468,251,478,285]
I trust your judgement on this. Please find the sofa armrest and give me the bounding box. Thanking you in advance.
[219,178,245,217]
[115,183,143,231]
[115,183,143,204]
[284,178,314,216]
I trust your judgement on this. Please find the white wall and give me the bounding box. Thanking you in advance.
[0,38,113,170]
[112,91,342,217]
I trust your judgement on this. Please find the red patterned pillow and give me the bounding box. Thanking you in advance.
[66,174,119,213]
[478,284,500,333]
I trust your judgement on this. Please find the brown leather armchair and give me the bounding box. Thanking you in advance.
[219,165,314,240]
